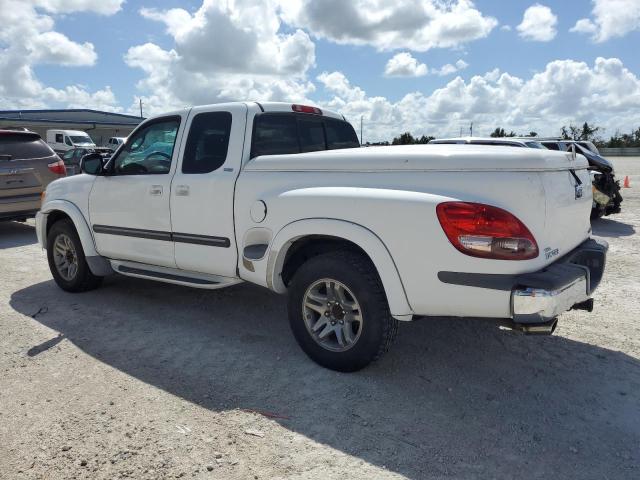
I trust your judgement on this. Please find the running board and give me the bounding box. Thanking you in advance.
[110,260,242,290]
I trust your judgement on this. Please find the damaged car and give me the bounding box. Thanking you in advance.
[539,139,622,219]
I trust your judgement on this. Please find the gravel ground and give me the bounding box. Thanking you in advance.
[1,158,639,480]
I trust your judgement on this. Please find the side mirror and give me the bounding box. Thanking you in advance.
[80,153,105,175]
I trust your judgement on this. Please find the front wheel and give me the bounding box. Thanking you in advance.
[47,219,103,292]
[287,250,398,372]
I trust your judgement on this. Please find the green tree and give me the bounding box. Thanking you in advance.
[416,135,435,144]
[561,122,601,141]
[490,127,516,138]
[392,132,416,145]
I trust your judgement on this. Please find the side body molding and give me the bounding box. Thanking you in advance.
[267,218,413,320]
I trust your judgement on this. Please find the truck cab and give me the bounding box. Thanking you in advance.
[46,129,95,153]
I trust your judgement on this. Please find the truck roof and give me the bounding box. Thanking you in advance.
[431,137,533,145]
[148,102,346,122]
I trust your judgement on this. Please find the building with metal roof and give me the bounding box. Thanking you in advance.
[0,109,144,146]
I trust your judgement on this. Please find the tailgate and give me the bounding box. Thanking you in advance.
[538,165,592,263]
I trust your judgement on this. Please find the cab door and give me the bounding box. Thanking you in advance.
[170,103,247,277]
[89,115,186,268]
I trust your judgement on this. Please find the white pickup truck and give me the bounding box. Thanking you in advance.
[36,102,607,371]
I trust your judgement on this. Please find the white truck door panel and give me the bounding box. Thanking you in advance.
[89,114,186,268]
[170,103,247,276]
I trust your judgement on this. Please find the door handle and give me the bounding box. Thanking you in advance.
[149,185,163,196]
[175,185,190,196]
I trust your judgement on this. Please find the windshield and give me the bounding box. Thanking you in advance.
[525,141,546,149]
[69,135,93,144]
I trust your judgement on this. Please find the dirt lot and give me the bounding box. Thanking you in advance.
[1,158,639,480]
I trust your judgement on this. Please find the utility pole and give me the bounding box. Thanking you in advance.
[139,99,143,118]
[360,116,364,145]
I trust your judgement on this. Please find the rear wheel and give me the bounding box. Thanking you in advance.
[47,219,103,292]
[287,250,398,372]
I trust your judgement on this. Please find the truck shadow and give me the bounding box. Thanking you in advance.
[0,220,38,248]
[592,217,636,238]
[10,277,640,479]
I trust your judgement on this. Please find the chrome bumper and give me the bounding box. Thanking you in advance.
[513,276,588,322]
[511,238,607,323]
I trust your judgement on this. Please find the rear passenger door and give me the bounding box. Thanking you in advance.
[170,103,247,277]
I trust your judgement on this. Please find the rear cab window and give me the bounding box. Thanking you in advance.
[0,133,56,161]
[251,113,359,158]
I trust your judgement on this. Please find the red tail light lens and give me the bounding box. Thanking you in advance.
[292,104,322,115]
[436,202,538,260]
[47,159,67,176]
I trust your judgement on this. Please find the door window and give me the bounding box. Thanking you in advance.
[182,112,232,174]
[64,136,73,147]
[62,150,75,164]
[111,117,180,175]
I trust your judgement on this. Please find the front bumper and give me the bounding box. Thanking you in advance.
[511,238,608,323]
[35,211,47,248]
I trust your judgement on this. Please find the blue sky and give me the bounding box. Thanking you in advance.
[2,0,640,140]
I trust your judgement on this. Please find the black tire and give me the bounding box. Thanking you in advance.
[47,218,103,292]
[590,206,605,220]
[287,250,398,372]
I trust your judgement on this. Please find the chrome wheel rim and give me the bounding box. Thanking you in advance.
[53,233,78,281]
[302,278,363,352]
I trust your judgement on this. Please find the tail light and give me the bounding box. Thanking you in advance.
[47,159,66,176]
[292,104,322,115]
[436,202,538,260]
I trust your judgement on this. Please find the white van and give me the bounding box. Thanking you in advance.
[104,136,127,151]
[46,130,95,153]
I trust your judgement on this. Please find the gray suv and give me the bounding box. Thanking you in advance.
[1,129,66,221]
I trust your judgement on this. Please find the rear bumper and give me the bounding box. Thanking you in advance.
[511,238,608,323]
[0,193,41,220]
[0,209,39,221]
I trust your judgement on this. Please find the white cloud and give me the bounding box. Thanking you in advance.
[570,0,640,42]
[434,59,469,76]
[570,18,598,35]
[384,52,428,77]
[127,0,317,115]
[0,0,122,109]
[500,25,512,31]
[316,58,640,141]
[32,0,124,15]
[517,4,558,42]
[279,0,497,51]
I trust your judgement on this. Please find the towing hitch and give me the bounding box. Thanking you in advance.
[511,318,558,335]
[571,298,594,312]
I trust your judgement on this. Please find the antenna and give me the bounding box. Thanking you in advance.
[139,98,143,118]
[360,115,363,145]
[470,122,473,136]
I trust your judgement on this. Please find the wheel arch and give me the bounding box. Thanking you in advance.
[267,219,413,319]
[40,200,98,258]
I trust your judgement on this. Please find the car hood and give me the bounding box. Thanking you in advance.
[580,149,614,173]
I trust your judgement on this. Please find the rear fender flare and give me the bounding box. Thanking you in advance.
[267,218,413,319]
